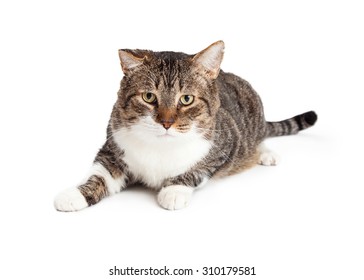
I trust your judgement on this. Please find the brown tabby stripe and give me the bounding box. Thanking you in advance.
[198,97,212,115]
[94,137,126,179]
[122,93,138,109]
[78,175,108,206]
[266,111,317,137]
[168,173,204,187]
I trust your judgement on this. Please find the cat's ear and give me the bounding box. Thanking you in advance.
[118,49,146,74]
[192,41,225,79]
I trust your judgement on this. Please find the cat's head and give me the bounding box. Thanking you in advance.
[111,41,224,141]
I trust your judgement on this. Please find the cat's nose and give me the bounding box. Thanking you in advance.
[157,108,176,130]
[161,118,175,130]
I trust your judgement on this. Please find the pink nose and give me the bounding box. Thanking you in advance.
[160,118,174,130]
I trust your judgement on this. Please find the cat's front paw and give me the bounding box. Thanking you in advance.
[157,185,194,210]
[54,187,88,212]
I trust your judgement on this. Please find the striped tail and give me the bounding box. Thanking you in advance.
[266,111,317,137]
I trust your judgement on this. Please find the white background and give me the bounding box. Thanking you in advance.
[0,0,363,279]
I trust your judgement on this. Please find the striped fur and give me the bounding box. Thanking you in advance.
[54,41,317,211]
[78,175,108,206]
[266,111,317,137]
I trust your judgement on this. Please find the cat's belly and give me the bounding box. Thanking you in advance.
[113,128,212,189]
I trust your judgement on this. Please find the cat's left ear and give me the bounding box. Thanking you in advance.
[118,49,146,74]
[192,41,225,79]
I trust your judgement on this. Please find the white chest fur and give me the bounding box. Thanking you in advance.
[113,123,211,189]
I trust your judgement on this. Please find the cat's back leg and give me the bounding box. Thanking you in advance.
[257,143,280,166]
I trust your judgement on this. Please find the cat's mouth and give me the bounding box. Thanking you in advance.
[157,131,175,138]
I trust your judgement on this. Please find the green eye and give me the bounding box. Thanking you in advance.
[142,92,157,104]
[180,95,194,106]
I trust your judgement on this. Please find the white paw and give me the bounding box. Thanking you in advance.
[54,187,88,212]
[157,185,194,210]
[258,151,280,166]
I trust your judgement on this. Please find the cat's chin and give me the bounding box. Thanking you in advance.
[157,134,175,138]
[156,129,179,138]
[155,133,178,143]
[153,127,181,139]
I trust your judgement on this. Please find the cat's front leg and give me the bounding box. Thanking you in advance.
[158,175,208,210]
[54,141,127,212]
[157,185,194,210]
[54,162,126,212]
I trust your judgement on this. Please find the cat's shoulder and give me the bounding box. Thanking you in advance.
[216,70,256,97]
[217,70,252,87]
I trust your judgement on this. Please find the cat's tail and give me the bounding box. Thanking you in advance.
[265,111,317,137]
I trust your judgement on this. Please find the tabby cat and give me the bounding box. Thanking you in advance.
[54,41,317,211]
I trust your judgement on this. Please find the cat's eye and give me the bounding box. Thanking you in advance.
[142,92,157,104]
[180,95,194,106]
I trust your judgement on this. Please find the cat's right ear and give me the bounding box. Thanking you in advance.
[118,50,145,74]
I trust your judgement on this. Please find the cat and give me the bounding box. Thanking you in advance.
[54,40,317,211]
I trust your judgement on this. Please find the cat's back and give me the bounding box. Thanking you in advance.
[216,70,265,128]
[203,71,266,177]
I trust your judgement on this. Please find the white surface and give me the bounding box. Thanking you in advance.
[0,1,363,279]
